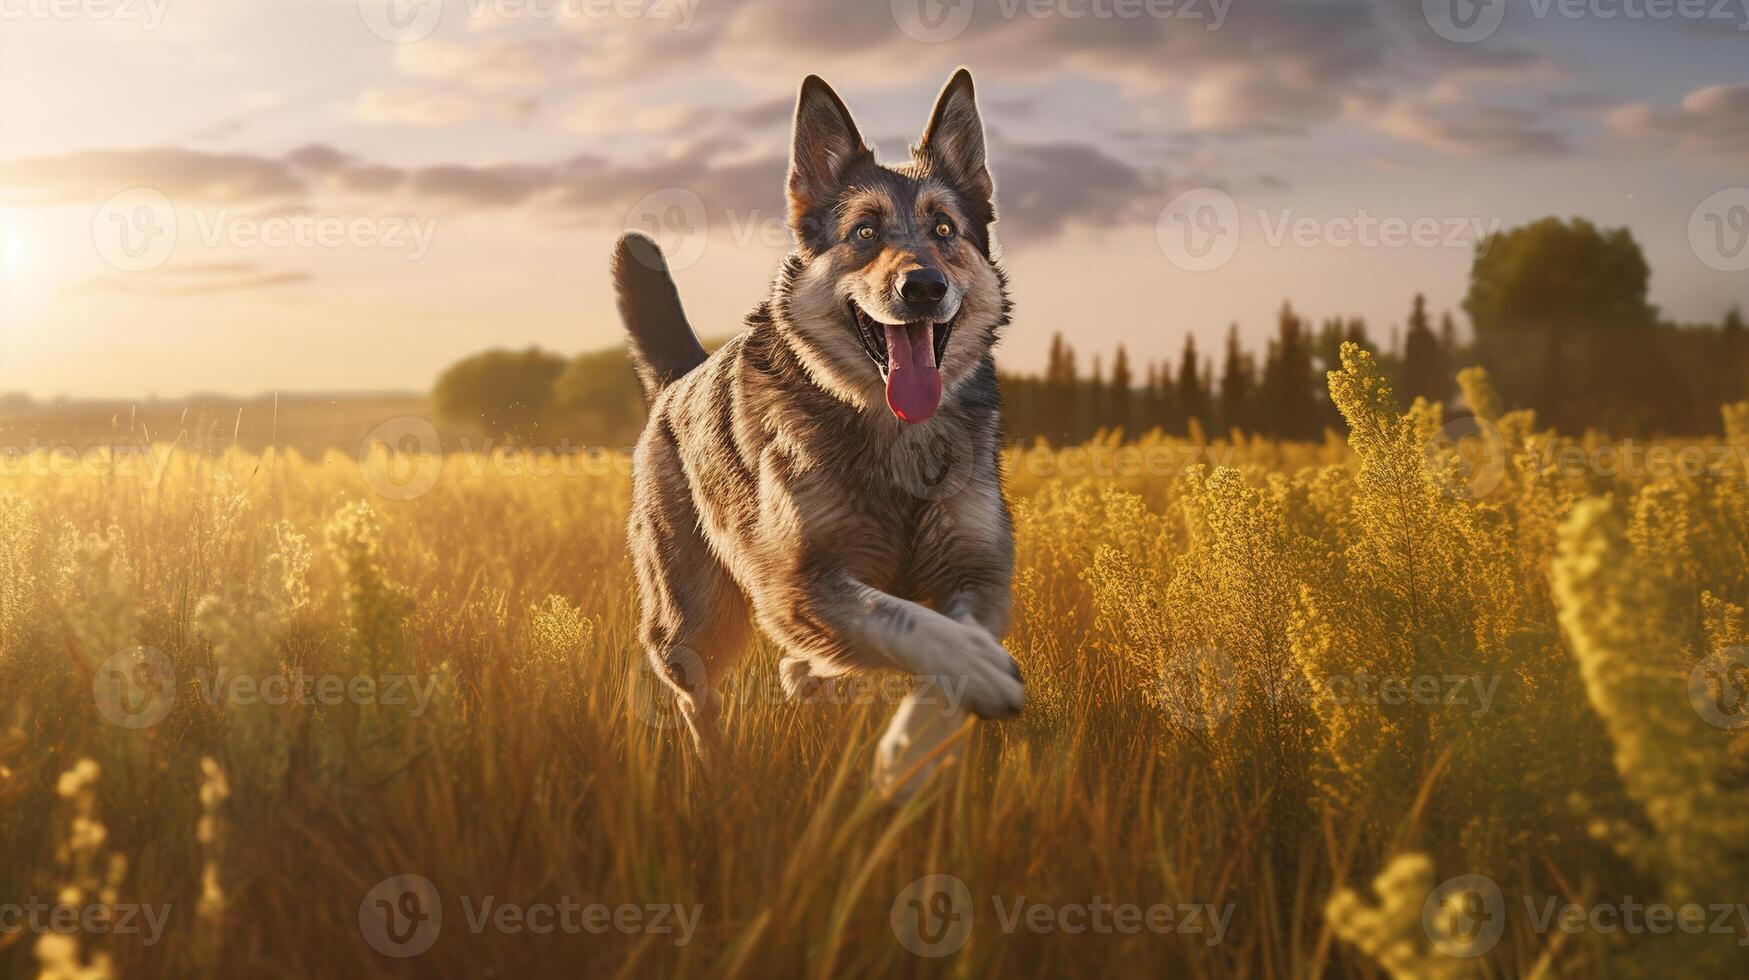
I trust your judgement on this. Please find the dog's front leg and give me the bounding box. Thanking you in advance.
[758,572,1021,799]
[759,574,1023,719]
[869,585,1012,801]
[940,584,1012,639]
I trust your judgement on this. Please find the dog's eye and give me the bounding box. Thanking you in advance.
[854,223,876,241]
[934,219,956,239]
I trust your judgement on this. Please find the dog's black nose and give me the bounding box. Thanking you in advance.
[898,267,949,307]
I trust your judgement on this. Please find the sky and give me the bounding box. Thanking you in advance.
[0,0,1745,398]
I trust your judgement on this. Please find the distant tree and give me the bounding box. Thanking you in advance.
[1219,324,1255,434]
[1040,332,1079,441]
[1346,317,1371,352]
[1401,293,1449,404]
[1109,345,1133,434]
[1088,354,1105,437]
[1314,317,1347,376]
[1149,360,1176,433]
[1176,334,1207,432]
[550,347,647,447]
[1262,303,1318,439]
[1464,217,1657,430]
[1141,363,1161,434]
[433,347,567,441]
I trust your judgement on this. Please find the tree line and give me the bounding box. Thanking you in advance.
[435,217,1747,444]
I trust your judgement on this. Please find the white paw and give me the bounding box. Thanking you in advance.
[924,622,1024,720]
[875,689,969,801]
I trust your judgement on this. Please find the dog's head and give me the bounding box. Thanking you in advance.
[776,69,1007,425]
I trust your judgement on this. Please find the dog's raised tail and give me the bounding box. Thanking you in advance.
[612,232,707,403]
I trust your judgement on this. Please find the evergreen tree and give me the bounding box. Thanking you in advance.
[1154,359,1177,432]
[1261,302,1318,439]
[1219,324,1255,435]
[1177,334,1207,432]
[1401,293,1448,403]
[1110,345,1133,435]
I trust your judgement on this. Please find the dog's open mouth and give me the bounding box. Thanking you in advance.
[849,300,957,424]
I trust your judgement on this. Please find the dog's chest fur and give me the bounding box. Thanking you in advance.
[652,318,1003,599]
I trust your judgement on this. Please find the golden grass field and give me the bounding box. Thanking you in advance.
[3,345,1747,978]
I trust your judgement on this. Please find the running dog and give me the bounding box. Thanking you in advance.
[613,69,1021,791]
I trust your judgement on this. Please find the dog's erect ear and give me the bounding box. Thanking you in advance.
[918,68,992,203]
[788,75,868,227]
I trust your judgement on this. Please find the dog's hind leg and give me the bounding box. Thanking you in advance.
[629,438,750,769]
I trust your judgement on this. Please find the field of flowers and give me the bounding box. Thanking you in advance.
[2,344,1746,978]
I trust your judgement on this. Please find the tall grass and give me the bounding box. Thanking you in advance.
[2,347,1745,977]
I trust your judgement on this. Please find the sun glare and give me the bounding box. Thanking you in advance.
[1,211,26,280]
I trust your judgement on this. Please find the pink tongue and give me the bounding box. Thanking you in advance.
[883,322,940,424]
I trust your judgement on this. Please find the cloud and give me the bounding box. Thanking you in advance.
[988,136,1162,238]
[82,262,311,296]
[355,87,485,127]
[0,136,1171,248]
[0,148,303,205]
[395,37,563,92]
[1607,83,1749,159]
[352,0,1565,158]
[1344,93,1571,157]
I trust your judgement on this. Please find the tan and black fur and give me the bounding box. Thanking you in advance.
[614,70,1021,778]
